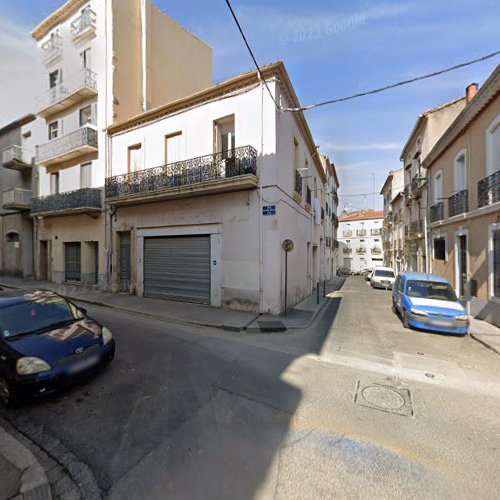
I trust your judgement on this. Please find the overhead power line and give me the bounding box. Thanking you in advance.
[282,51,500,112]
[223,0,280,109]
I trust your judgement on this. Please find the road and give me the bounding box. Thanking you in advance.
[2,277,500,499]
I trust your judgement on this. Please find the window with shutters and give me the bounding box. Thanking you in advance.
[80,162,92,188]
[79,105,94,127]
[50,173,59,194]
[48,121,59,140]
[128,144,143,173]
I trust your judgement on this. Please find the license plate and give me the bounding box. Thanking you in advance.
[430,319,449,327]
[68,355,99,374]
[382,281,390,285]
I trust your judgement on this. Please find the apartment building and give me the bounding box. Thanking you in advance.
[0,115,36,277]
[104,62,331,314]
[29,0,212,286]
[380,168,404,272]
[338,210,384,273]
[320,154,340,279]
[400,95,467,272]
[425,65,500,327]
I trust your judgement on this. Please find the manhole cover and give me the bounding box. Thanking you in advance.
[354,381,414,417]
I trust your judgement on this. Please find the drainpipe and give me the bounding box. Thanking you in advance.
[258,76,264,313]
[425,176,431,274]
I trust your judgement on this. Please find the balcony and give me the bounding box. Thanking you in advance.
[356,247,366,254]
[41,33,62,66]
[36,127,98,168]
[430,202,444,223]
[371,228,381,236]
[448,189,469,217]
[478,170,500,208]
[105,145,258,206]
[294,170,303,198]
[31,188,102,217]
[356,229,366,236]
[371,247,382,255]
[71,8,97,44]
[2,188,32,210]
[2,146,32,171]
[36,69,97,119]
[342,230,353,237]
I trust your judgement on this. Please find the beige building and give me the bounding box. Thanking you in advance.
[104,62,331,314]
[400,95,467,272]
[425,65,500,327]
[380,168,404,272]
[29,0,212,286]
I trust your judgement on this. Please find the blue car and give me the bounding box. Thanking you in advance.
[392,272,469,335]
[0,289,115,406]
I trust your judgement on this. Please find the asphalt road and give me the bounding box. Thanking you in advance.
[2,277,500,499]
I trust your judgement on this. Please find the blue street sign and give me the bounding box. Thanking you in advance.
[263,205,276,215]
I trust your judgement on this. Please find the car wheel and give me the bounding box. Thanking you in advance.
[0,377,17,408]
[402,311,410,329]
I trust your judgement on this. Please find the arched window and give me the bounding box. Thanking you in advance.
[486,114,500,176]
[454,149,467,192]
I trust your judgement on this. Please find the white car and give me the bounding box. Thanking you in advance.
[370,267,396,289]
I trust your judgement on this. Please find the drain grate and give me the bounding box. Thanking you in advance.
[354,380,414,417]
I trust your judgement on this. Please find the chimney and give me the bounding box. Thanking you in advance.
[466,83,478,103]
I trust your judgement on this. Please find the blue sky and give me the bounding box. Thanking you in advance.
[1,0,499,208]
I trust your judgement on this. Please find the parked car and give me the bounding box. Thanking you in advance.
[360,268,373,280]
[392,272,469,335]
[0,290,115,406]
[370,267,396,289]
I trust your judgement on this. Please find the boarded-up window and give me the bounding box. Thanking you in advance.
[433,237,446,261]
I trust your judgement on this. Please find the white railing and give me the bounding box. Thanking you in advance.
[3,145,32,167]
[41,33,62,64]
[36,68,97,114]
[71,8,97,37]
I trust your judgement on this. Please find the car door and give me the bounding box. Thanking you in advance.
[396,276,405,311]
[393,275,400,302]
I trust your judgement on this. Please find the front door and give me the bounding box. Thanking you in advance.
[457,234,467,297]
[65,242,81,282]
[119,232,131,292]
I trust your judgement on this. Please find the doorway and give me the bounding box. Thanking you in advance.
[119,232,131,292]
[65,242,81,282]
[456,233,468,297]
[39,240,49,280]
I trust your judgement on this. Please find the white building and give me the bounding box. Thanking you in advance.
[105,62,332,314]
[338,210,384,273]
[29,0,212,286]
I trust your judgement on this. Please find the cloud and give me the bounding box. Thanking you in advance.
[322,142,401,152]
[0,18,38,127]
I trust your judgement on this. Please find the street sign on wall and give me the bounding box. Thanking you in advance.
[263,205,276,215]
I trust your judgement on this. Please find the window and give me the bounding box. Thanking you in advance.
[79,105,93,127]
[486,115,500,176]
[48,121,59,140]
[81,47,91,69]
[6,232,19,243]
[50,173,59,194]
[434,171,443,204]
[433,237,446,261]
[214,115,235,158]
[49,69,61,88]
[128,144,142,173]
[454,150,467,192]
[80,162,91,188]
[165,132,182,164]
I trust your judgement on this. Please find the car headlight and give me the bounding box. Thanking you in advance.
[455,314,469,321]
[102,327,113,345]
[16,357,51,375]
[410,308,428,316]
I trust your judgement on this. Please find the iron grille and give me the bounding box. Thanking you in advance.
[448,189,468,217]
[31,188,102,215]
[478,170,500,208]
[410,220,423,234]
[106,145,258,199]
[430,202,444,223]
[294,169,303,197]
[306,186,312,205]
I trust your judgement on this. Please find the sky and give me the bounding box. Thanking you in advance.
[1,0,499,209]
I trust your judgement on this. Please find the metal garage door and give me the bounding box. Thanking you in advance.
[144,236,211,304]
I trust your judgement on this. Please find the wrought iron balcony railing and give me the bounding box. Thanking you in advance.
[36,126,98,166]
[2,188,32,210]
[294,170,303,197]
[105,145,258,200]
[71,8,97,39]
[306,185,311,205]
[478,170,500,208]
[371,228,381,236]
[2,145,32,170]
[31,188,102,216]
[448,189,469,217]
[36,68,97,117]
[430,202,444,223]
[356,247,366,254]
[356,229,367,236]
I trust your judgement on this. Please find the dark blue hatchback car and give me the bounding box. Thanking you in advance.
[0,289,115,406]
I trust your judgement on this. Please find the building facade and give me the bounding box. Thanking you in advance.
[338,210,384,273]
[104,62,331,314]
[380,168,404,271]
[29,0,212,286]
[425,65,500,327]
[0,115,36,277]
[400,96,467,273]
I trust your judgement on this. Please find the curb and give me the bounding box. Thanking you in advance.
[470,333,500,354]
[0,425,52,500]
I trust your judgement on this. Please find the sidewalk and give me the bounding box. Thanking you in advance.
[0,275,345,333]
[470,317,500,354]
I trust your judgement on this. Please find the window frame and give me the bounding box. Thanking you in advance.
[79,105,93,127]
[50,172,60,195]
[486,114,500,176]
[80,162,92,188]
[433,235,447,261]
[453,148,467,192]
[48,121,59,140]
[127,143,143,173]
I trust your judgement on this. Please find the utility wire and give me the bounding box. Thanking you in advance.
[223,0,280,110]
[282,51,500,112]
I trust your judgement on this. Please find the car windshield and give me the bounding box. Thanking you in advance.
[0,296,78,339]
[406,280,458,301]
[374,270,395,278]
